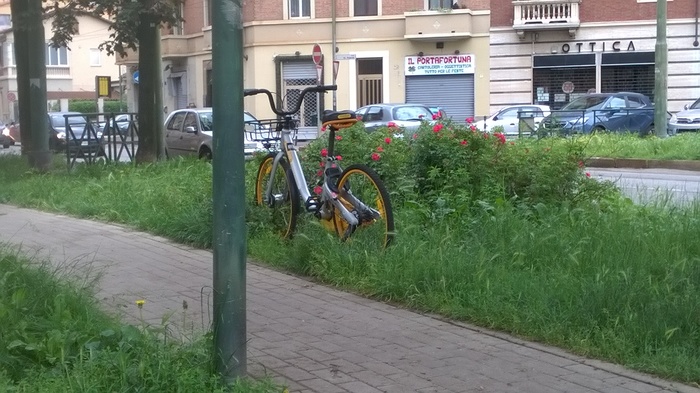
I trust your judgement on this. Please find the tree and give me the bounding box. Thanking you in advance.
[47,0,181,163]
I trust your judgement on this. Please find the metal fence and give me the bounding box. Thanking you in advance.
[61,112,138,169]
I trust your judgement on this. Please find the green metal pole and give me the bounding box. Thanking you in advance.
[212,0,246,382]
[654,0,668,137]
[331,0,337,110]
[26,0,50,170]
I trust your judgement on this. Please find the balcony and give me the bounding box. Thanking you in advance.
[161,36,190,59]
[513,0,580,39]
[403,9,489,42]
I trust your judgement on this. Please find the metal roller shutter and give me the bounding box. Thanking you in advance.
[282,61,319,140]
[406,75,474,124]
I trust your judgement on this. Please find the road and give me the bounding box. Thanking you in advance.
[588,167,700,205]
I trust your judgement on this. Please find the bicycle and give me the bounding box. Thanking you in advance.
[244,85,395,248]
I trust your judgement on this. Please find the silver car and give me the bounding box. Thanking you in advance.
[356,103,434,133]
[669,98,700,135]
[164,108,264,159]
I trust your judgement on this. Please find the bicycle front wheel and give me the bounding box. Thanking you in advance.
[255,153,299,239]
[333,164,395,248]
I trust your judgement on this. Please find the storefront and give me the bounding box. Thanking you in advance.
[405,54,475,123]
[532,47,655,110]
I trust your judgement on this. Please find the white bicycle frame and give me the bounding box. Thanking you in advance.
[263,123,361,227]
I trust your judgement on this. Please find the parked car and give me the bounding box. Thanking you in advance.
[356,103,434,133]
[540,92,655,135]
[48,112,105,156]
[668,98,700,135]
[475,105,551,136]
[164,108,264,159]
[99,114,134,136]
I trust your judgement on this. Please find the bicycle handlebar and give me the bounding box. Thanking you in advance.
[244,85,337,117]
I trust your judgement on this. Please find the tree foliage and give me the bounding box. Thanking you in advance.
[45,0,181,56]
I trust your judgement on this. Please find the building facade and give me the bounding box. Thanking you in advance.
[119,0,492,138]
[490,0,699,113]
[0,9,122,123]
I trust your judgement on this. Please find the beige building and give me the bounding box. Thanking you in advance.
[118,0,492,139]
[0,8,121,123]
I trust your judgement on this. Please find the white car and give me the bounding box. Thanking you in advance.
[668,98,700,135]
[476,105,551,136]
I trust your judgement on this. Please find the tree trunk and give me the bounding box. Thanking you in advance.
[11,0,32,158]
[135,13,165,163]
[25,0,50,170]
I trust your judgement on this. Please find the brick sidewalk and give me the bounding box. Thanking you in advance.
[1,204,697,393]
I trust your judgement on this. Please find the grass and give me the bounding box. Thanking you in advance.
[0,245,279,392]
[1,134,700,386]
[572,133,700,160]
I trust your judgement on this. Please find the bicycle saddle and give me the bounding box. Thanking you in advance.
[322,110,358,130]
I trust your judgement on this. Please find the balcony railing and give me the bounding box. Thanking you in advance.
[513,0,580,38]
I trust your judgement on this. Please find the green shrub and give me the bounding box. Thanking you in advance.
[68,99,127,114]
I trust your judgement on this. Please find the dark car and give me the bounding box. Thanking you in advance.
[356,103,434,133]
[48,112,105,156]
[541,92,655,134]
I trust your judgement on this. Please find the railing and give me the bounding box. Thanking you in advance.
[62,112,139,169]
[513,0,580,30]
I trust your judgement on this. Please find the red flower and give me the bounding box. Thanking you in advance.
[319,161,325,167]
[376,146,384,152]
[510,141,515,145]
[371,153,381,161]
[314,185,322,195]
[586,172,591,178]
[433,123,443,133]
[320,148,328,157]
[336,155,342,161]
[432,114,438,120]
[316,169,323,176]
[483,133,489,139]
[466,117,474,124]
[460,140,468,145]
[470,124,477,132]
[578,161,584,168]
[494,132,506,144]
[336,135,343,141]
[384,137,392,144]
[321,125,327,132]
[412,133,418,139]
[387,121,397,128]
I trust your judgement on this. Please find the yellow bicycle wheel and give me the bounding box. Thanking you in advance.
[255,153,299,239]
[333,164,394,248]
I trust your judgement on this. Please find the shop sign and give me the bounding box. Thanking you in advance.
[562,81,575,94]
[561,40,636,53]
[405,54,475,76]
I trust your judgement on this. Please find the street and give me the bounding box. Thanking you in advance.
[588,167,700,205]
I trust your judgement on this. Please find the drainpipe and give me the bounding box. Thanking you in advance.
[332,0,337,110]
[694,0,699,47]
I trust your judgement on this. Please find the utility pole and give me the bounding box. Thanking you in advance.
[331,0,337,110]
[212,0,247,383]
[654,0,668,137]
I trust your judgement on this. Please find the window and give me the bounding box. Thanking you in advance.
[428,0,453,10]
[354,0,378,16]
[167,112,186,132]
[89,49,101,66]
[46,45,68,66]
[204,0,212,27]
[289,0,311,17]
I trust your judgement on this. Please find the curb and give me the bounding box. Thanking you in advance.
[587,157,700,172]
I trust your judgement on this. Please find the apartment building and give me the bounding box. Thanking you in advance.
[0,5,121,123]
[490,0,699,112]
[120,0,491,138]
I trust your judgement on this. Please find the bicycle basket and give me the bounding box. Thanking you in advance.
[244,119,297,143]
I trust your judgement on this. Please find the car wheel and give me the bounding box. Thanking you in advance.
[199,147,212,160]
[2,144,8,149]
[591,126,605,134]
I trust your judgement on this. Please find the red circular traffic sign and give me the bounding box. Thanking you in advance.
[6,92,16,102]
[312,43,322,65]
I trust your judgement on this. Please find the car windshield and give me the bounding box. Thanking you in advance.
[51,115,86,128]
[561,96,608,111]
[689,99,700,110]
[393,106,432,121]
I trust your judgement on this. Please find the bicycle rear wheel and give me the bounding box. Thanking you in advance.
[333,164,394,248]
[255,153,299,239]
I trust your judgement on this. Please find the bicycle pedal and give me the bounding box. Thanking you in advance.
[305,196,321,213]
